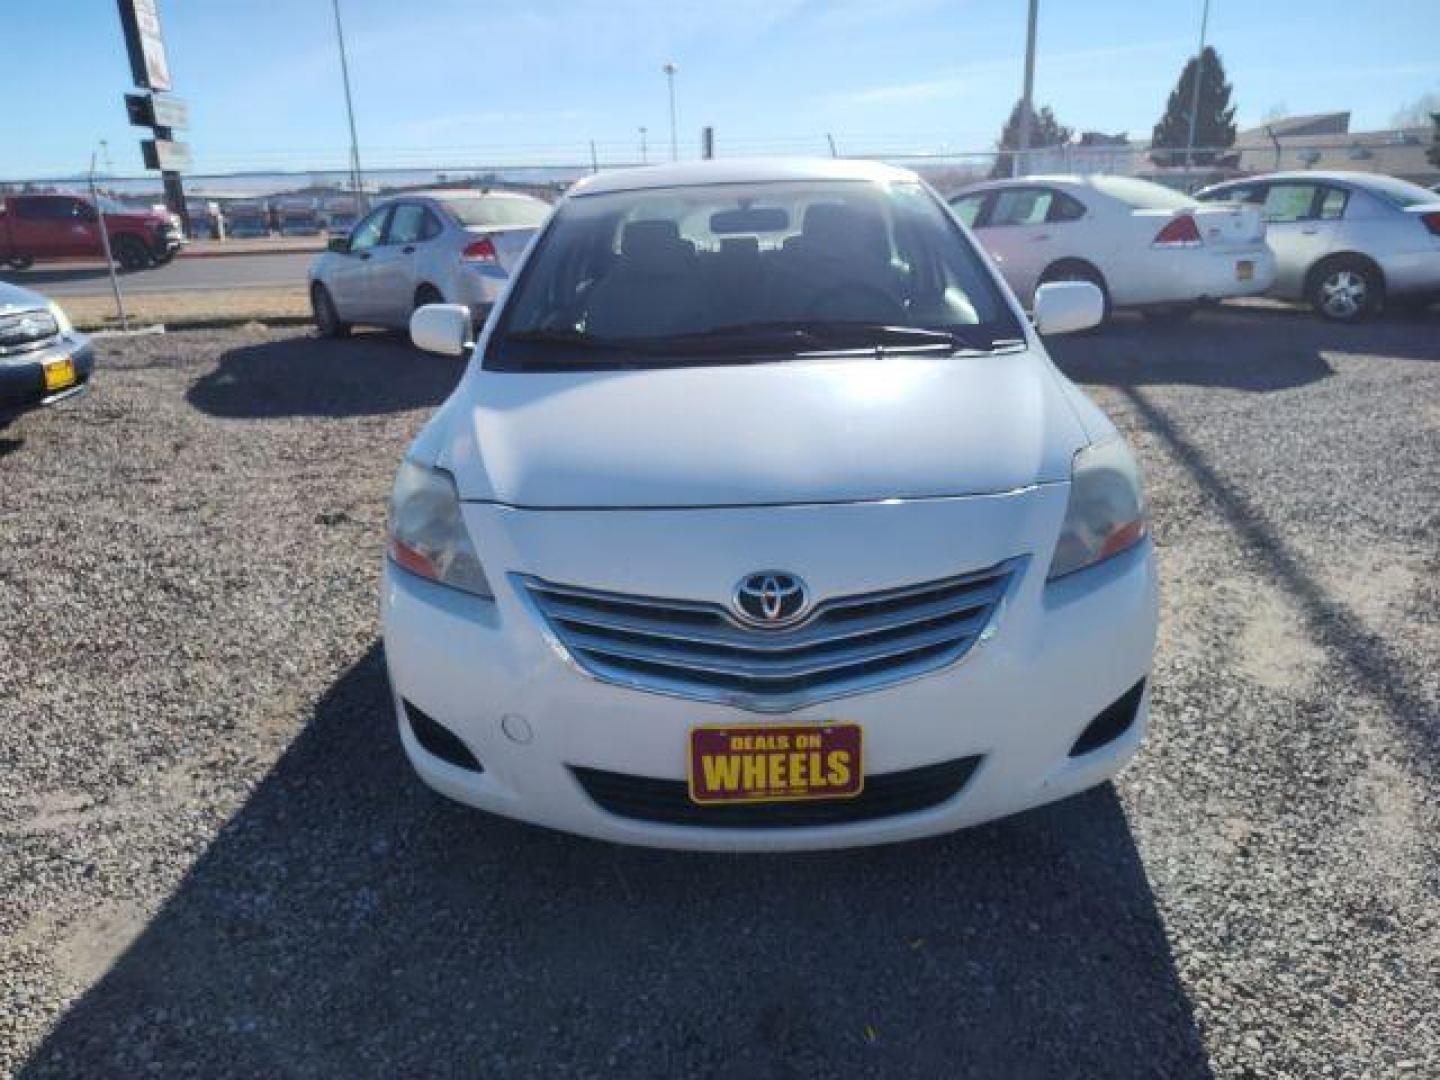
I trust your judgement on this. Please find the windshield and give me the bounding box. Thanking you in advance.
[1089,175,1196,210]
[1359,174,1440,209]
[488,179,1022,370]
[439,195,551,229]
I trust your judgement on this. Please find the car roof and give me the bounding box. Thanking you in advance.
[1204,170,1387,188]
[570,157,919,196]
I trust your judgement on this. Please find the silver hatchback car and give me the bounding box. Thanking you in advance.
[308,189,552,336]
[1196,171,1440,321]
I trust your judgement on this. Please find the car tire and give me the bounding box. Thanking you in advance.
[114,235,152,272]
[6,255,35,271]
[1141,304,1196,326]
[414,284,444,311]
[312,283,351,338]
[1037,261,1111,327]
[1308,257,1382,322]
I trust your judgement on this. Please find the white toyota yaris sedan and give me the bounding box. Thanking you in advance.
[381,158,1158,851]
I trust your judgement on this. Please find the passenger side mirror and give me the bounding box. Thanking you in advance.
[1032,281,1104,336]
[410,303,472,357]
[327,236,351,254]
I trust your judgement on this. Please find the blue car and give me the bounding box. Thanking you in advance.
[0,281,94,422]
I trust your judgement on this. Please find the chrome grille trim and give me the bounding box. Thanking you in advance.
[0,309,60,357]
[520,559,1021,713]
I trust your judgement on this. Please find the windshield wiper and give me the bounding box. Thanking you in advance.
[639,320,1004,354]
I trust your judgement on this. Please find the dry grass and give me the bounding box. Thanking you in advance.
[67,286,309,331]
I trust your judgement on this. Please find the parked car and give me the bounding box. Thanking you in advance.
[0,193,183,272]
[224,201,270,239]
[949,174,1274,323]
[382,158,1158,851]
[307,189,552,336]
[0,281,93,422]
[1196,171,1440,320]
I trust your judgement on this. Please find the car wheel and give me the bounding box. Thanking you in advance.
[1309,258,1382,322]
[114,236,152,272]
[1141,304,1196,326]
[7,255,35,271]
[312,283,351,338]
[1037,262,1111,326]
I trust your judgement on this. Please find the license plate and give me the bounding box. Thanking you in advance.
[688,723,863,805]
[1236,260,1254,282]
[43,357,76,392]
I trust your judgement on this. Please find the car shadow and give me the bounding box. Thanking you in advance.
[187,333,464,419]
[19,644,1212,1079]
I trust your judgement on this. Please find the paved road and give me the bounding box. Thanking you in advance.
[0,251,312,296]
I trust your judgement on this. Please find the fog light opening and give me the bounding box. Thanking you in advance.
[1068,681,1146,758]
[403,700,484,773]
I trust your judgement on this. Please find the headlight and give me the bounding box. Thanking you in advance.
[46,301,73,336]
[1047,438,1148,580]
[387,459,492,598]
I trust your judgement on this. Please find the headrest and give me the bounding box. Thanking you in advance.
[800,202,887,261]
[621,219,689,266]
[718,236,760,259]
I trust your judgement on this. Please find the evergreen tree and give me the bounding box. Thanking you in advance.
[990,100,1073,178]
[1150,46,1237,166]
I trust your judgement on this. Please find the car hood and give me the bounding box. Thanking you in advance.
[427,348,1088,508]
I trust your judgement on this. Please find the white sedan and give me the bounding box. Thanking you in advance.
[381,157,1158,851]
[949,174,1275,322]
[308,189,551,336]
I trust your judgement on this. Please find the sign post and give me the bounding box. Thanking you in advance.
[116,0,190,235]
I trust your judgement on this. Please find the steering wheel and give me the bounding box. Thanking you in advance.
[806,282,907,321]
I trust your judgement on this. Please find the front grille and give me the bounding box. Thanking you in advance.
[0,309,59,356]
[524,561,1017,712]
[572,756,982,828]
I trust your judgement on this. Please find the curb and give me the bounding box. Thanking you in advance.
[77,314,314,333]
[179,246,325,259]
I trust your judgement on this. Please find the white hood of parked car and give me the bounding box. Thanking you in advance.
[426,349,1090,508]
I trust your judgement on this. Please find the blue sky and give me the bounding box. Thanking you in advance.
[5,0,1438,178]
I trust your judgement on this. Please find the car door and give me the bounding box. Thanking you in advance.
[367,202,429,325]
[325,205,389,320]
[1252,182,1334,297]
[968,186,1066,303]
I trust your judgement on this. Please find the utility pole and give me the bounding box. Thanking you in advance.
[1015,0,1038,178]
[662,62,679,161]
[639,126,648,164]
[331,0,367,210]
[90,147,128,330]
[1184,0,1212,173]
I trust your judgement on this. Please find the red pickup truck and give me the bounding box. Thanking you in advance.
[0,193,184,272]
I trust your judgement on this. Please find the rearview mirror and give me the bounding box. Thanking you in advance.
[410,303,472,357]
[1033,281,1104,336]
[327,236,350,254]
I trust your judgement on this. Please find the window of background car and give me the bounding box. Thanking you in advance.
[1090,175,1197,210]
[950,194,987,227]
[440,196,551,229]
[489,179,1021,370]
[989,188,1053,226]
[1317,187,1349,220]
[348,207,388,250]
[387,204,428,245]
[1261,183,1319,223]
[1048,191,1086,222]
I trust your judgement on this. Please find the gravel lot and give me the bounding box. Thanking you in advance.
[2,307,1436,1078]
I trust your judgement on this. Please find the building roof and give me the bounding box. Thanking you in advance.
[1237,112,1350,142]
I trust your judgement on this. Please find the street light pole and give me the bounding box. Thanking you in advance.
[89,147,127,331]
[662,62,679,161]
[1183,0,1212,174]
[1015,0,1038,178]
[331,0,367,210]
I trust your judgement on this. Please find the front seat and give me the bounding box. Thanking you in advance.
[585,220,701,338]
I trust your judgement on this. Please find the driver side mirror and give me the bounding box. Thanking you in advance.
[410,303,472,357]
[1033,281,1104,336]
[327,235,350,254]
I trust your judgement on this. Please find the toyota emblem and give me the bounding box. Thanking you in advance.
[733,571,809,628]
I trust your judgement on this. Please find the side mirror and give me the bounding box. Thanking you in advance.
[1032,281,1104,336]
[327,236,350,254]
[410,303,472,357]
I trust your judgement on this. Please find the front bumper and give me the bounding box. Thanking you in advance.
[381,492,1159,851]
[0,336,95,418]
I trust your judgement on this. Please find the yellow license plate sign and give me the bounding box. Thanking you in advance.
[43,357,76,392]
[1236,260,1254,282]
[688,723,863,805]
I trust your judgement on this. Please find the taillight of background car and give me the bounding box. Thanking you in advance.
[1152,215,1202,248]
[462,237,498,263]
